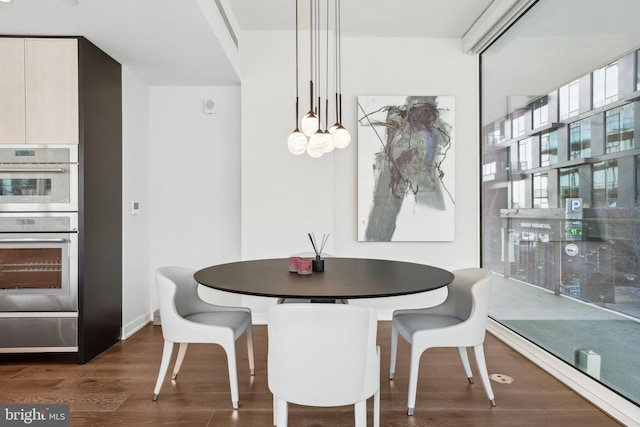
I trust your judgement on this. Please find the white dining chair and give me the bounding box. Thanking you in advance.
[152,266,255,409]
[389,267,495,415]
[268,304,380,427]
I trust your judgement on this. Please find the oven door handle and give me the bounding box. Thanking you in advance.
[0,238,66,243]
[0,168,66,173]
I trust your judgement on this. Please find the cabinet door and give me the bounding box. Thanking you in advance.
[25,38,79,145]
[0,38,26,144]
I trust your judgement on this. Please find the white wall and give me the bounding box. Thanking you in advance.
[121,67,152,337]
[335,37,479,268]
[120,80,242,336]
[121,32,480,326]
[148,86,242,297]
[240,31,479,320]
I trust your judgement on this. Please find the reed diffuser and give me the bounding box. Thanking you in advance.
[308,232,329,272]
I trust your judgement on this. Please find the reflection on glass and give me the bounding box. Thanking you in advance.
[605,104,634,153]
[518,138,533,170]
[533,173,549,208]
[0,248,62,289]
[532,97,549,129]
[481,0,640,407]
[511,109,526,138]
[592,161,618,208]
[593,62,619,109]
[0,179,52,196]
[540,130,558,167]
[511,179,526,208]
[559,167,580,206]
[568,119,591,160]
[560,80,581,120]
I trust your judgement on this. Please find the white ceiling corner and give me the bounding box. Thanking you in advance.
[462,0,538,54]
[0,0,496,85]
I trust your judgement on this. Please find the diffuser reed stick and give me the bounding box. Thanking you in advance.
[308,232,329,257]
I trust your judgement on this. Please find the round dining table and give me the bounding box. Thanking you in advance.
[194,257,454,303]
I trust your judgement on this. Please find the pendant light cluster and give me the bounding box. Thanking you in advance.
[288,0,350,157]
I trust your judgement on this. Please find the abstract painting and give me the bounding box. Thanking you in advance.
[357,96,455,242]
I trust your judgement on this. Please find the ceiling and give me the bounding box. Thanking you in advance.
[0,0,493,86]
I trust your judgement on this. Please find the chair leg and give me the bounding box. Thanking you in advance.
[172,343,189,380]
[407,344,423,415]
[153,340,174,400]
[222,340,240,409]
[275,397,288,427]
[389,322,398,380]
[247,324,255,375]
[354,400,367,427]
[273,395,277,426]
[473,344,496,407]
[457,346,474,383]
[374,346,380,427]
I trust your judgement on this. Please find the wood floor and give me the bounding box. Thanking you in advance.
[0,322,621,426]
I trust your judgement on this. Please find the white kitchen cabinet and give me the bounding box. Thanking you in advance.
[0,38,26,144]
[25,38,79,144]
[0,38,79,145]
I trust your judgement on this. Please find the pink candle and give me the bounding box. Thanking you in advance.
[288,256,301,272]
[297,258,312,275]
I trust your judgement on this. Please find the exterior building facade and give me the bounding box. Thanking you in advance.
[482,47,640,311]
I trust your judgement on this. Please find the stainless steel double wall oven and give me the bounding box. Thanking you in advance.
[0,145,79,352]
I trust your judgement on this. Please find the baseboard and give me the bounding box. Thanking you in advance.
[488,319,640,426]
[122,313,153,339]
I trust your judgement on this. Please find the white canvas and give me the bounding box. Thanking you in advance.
[357,95,455,242]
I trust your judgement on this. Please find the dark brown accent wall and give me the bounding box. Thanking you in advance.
[77,37,122,364]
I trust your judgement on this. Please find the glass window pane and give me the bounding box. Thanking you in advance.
[512,179,526,208]
[532,97,549,129]
[481,0,640,408]
[569,81,580,117]
[637,50,640,91]
[569,119,591,160]
[512,110,526,137]
[559,85,569,120]
[606,104,634,153]
[540,130,558,167]
[605,63,619,102]
[518,138,533,170]
[533,172,549,208]
[559,167,580,205]
[593,68,605,108]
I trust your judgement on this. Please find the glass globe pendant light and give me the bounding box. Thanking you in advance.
[323,130,335,152]
[307,97,331,156]
[288,0,348,157]
[307,132,325,158]
[331,125,350,149]
[288,127,307,154]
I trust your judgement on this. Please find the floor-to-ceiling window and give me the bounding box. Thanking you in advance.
[481,0,640,408]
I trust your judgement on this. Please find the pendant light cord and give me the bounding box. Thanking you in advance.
[315,0,321,129]
[295,0,299,125]
[325,0,329,130]
[337,0,343,124]
[308,0,314,115]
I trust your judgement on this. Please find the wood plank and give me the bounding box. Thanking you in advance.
[0,322,622,426]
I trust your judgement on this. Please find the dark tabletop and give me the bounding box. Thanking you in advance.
[194,258,454,301]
